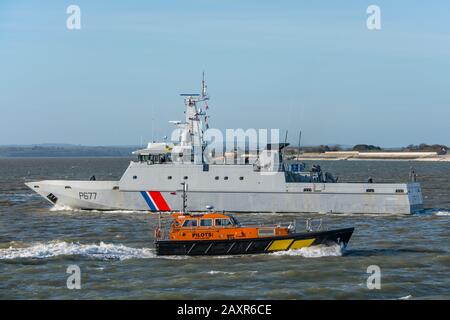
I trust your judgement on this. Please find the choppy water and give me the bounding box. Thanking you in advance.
[0,158,449,299]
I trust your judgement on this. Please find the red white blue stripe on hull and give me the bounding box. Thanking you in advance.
[140,191,171,211]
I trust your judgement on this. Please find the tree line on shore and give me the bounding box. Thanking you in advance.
[0,143,448,157]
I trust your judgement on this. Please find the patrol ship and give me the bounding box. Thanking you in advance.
[25,77,423,214]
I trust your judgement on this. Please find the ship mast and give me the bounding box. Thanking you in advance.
[178,73,210,164]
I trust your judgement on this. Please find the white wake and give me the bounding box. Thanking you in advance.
[434,210,450,216]
[269,244,343,258]
[0,241,156,261]
[421,208,450,216]
[207,270,258,275]
[0,242,344,261]
[50,205,144,214]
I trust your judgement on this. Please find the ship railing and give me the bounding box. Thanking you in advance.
[240,222,296,230]
[306,218,327,232]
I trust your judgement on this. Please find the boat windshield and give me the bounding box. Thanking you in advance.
[230,216,240,226]
[182,219,198,227]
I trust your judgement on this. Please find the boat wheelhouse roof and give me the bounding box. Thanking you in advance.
[171,212,232,219]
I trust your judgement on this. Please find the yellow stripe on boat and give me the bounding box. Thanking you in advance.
[290,238,315,249]
[268,239,294,251]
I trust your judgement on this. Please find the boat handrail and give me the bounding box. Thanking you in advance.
[306,218,327,232]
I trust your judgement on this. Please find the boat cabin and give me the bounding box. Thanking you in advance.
[164,212,290,241]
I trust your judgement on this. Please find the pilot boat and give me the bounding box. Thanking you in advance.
[154,211,354,256]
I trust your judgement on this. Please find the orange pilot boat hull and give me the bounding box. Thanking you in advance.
[155,227,354,256]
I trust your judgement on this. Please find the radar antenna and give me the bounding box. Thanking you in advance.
[201,71,208,100]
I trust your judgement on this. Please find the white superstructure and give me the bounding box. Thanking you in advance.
[25,76,423,214]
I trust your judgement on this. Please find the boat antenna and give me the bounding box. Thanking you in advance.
[158,211,161,232]
[283,130,288,159]
[180,182,188,213]
[297,130,302,160]
[151,107,155,143]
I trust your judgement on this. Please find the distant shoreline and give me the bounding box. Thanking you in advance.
[295,157,450,162]
[0,156,134,159]
[291,151,450,162]
[0,144,448,161]
[0,145,139,158]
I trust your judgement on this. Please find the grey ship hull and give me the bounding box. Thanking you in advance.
[26,163,423,214]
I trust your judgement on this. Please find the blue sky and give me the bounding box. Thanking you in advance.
[0,0,449,147]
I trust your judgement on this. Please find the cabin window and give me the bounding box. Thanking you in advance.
[182,219,197,227]
[168,176,172,180]
[366,189,375,193]
[133,176,137,180]
[215,218,232,226]
[200,219,213,227]
[395,189,404,193]
[239,177,244,180]
[303,188,312,192]
[224,176,229,180]
[215,176,219,180]
[184,176,188,180]
[65,186,71,189]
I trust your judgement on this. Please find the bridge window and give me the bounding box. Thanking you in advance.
[366,189,375,193]
[200,219,213,227]
[113,186,119,190]
[182,219,197,227]
[138,154,149,162]
[303,188,312,192]
[395,189,404,193]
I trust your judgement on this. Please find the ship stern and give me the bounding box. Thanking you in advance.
[407,182,423,214]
